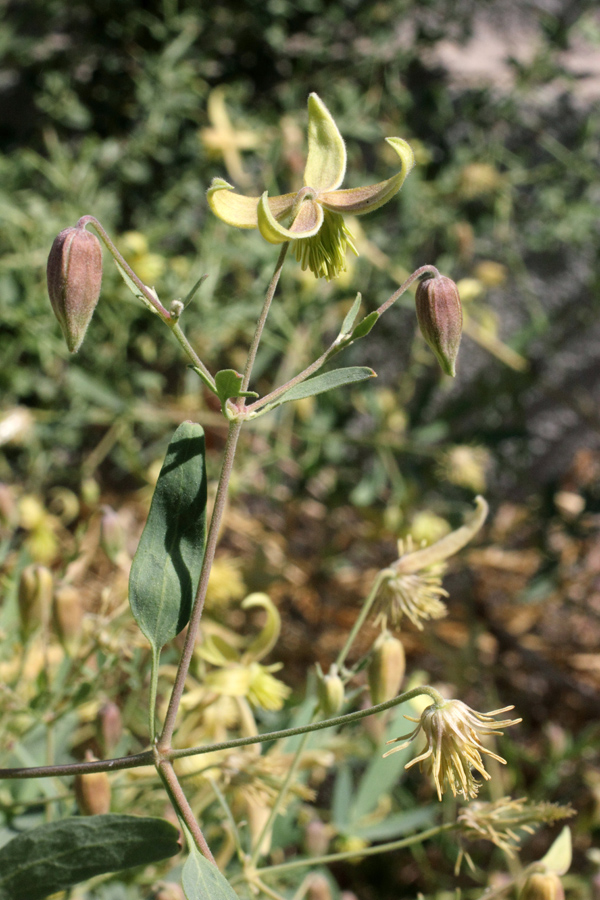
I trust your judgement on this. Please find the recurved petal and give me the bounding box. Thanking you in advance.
[303,93,347,193]
[319,137,415,216]
[207,177,296,229]
[257,192,324,244]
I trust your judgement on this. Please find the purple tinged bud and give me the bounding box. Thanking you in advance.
[47,224,103,353]
[415,274,463,377]
[97,701,123,755]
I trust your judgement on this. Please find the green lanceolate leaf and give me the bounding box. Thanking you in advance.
[350,310,379,340]
[182,846,239,900]
[340,293,362,335]
[0,815,180,900]
[270,366,376,408]
[129,421,207,652]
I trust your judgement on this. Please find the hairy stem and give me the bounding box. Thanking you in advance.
[335,570,387,671]
[248,823,455,877]
[0,687,443,779]
[249,731,310,867]
[241,242,289,392]
[78,216,215,389]
[376,265,440,317]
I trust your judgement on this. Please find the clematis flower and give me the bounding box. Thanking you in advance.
[207,93,415,281]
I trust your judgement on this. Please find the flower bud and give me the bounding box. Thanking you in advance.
[74,753,111,816]
[100,505,127,564]
[304,819,331,857]
[18,564,53,637]
[415,274,463,377]
[520,873,565,900]
[53,585,84,650]
[47,224,103,353]
[317,665,345,717]
[97,702,122,756]
[307,874,332,900]
[149,885,186,900]
[368,631,405,706]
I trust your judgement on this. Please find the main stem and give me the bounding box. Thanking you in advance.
[158,760,216,863]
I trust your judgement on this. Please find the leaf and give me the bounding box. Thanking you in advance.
[214,369,258,410]
[350,310,379,340]
[332,764,353,830]
[0,815,180,900]
[271,366,375,407]
[352,807,436,842]
[340,293,362,335]
[540,826,572,875]
[114,258,161,316]
[182,846,239,900]
[129,422,207,652]
[351,698,422,823]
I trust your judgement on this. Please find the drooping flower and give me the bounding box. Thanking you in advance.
[384,698,521,800]
[207,93,415,281]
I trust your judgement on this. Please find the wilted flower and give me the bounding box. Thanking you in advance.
[384,698,521,800]
[375,549,449,631]
[374,496,488,630]
[208,93,414,280]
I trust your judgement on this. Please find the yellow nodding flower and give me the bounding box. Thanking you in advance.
[207,93,415,281]
[384,698,521,801]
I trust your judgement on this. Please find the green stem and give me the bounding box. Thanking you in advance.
[249,823,455,877]
[208,776,244,858]
[335,570,388,671]
[241,242,289,392]
[166,685,442,762]
[249,731,310,867]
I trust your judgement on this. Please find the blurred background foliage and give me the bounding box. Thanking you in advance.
[1,0,600,896]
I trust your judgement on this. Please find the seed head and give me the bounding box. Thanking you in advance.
[415,274,463,376]
[47,224,103,352]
